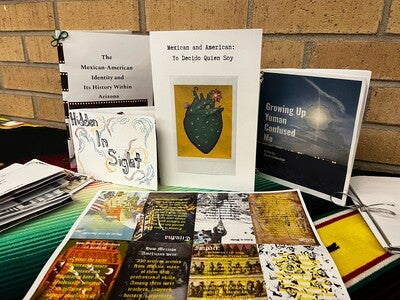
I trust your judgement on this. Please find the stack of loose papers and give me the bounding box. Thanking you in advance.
[350,176,400,253]
[0,159,92,232]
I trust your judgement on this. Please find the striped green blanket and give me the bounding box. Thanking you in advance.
[1,178,399,299]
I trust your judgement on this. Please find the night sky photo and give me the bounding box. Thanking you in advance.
[257,72,363,197]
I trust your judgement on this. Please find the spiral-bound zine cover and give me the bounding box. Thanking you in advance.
[55,30,154,168]
[57,30,153,105]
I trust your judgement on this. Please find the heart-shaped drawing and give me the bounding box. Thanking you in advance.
[183,87,224,154]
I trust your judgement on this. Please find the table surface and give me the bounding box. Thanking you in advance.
[1,175,399,300]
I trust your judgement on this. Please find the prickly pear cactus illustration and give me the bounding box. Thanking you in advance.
[183,87,224,154]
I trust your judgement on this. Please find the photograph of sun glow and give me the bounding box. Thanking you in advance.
[257,71,364,197]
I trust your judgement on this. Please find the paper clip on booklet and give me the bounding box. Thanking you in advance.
[348,176,400,254]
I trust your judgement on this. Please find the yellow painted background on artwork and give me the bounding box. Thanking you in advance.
[174,85,232,158]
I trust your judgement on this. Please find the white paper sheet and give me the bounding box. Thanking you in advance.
[350,176,400,251]
[0,159,64,198]
[59,30,153,104]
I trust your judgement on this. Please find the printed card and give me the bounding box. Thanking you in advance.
[150,29,262,191]
[258,244,350,299]
[69,108,157,190]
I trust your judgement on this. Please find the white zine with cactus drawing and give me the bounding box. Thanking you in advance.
[150,29,262,191]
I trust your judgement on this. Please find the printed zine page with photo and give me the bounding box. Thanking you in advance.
[71,190,148,241]
[257,69,371,206]
[109,241,192,300]
[248,190,319,246]
[249,190,350,299]
[24,190,350,300]
[133,192,197,243]
[188,243,267,299]
[24,190,146,300]
[150,29,262,191]
[29,238,130,299]
[193,192,255,244]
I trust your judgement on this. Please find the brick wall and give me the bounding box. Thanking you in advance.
[0,0,399,173]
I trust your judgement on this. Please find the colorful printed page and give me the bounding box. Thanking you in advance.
[150,29,262,191]
[30,239,130,299]
[133,192,197,243]
[69,108,158,190]
[72,190,148,241]
[24,190,350,299]
[248,190,319,245]
[258,244,350,299]
[188,243,267,299]
[109,241,192,299]
[194,192,255,244]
